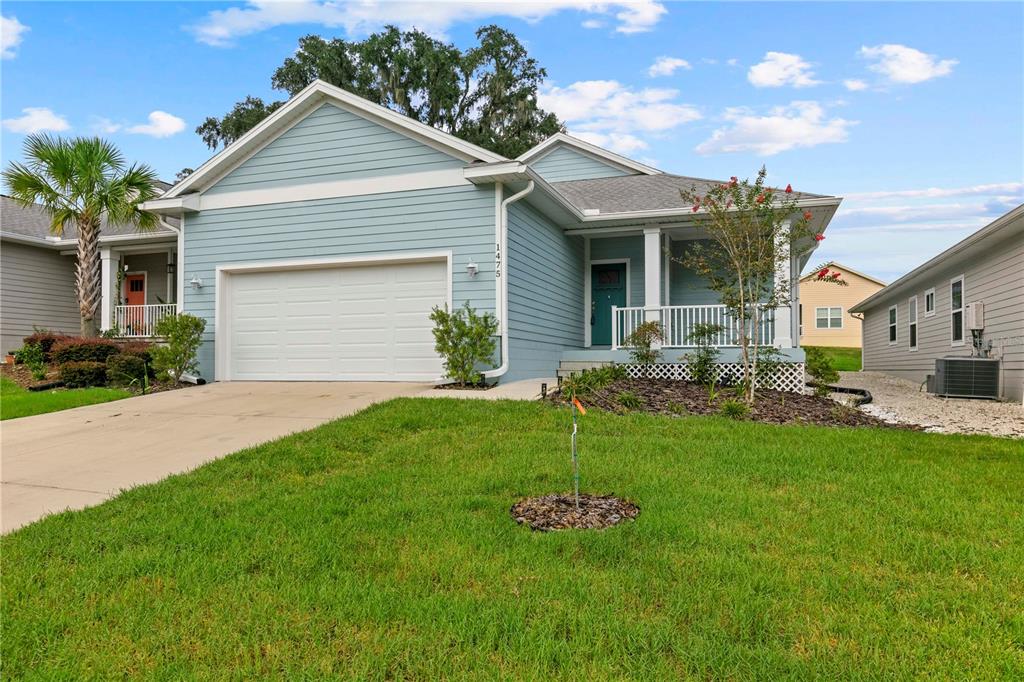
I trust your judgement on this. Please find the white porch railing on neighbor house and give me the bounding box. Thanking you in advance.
[113,304,177,338]
[611,304,775,349]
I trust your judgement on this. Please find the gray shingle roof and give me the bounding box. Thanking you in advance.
[550,174,833,215]
[1,194,175,240]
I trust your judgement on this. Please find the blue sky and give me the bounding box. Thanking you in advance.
[2,1,1021,281]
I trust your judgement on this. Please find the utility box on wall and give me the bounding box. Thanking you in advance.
[966,301,985,330]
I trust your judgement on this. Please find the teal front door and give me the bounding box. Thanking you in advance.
[591,262,627,346]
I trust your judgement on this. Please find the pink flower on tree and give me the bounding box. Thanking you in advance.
[803,211,813,220]
[730,176,738,184]
[785,184,793,193]
[814,233,825,241]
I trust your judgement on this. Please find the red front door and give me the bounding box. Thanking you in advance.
[124,274,145,332]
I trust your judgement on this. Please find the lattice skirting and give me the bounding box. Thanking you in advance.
[625,362,807,393]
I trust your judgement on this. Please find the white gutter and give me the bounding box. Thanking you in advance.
[482,180,535,380]
[158,218,185,312]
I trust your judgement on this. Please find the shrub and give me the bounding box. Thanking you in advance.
[22,332,72,361]
[52,338,120,364]
[429,302,498,387]
[684,323,723,388]
[667,400,687,416]
[805,346,839,397]
[624,321,663,374]
[16,343,47,381]
[560,364,626,397]
[719,399,751,420]
[59,361,108,388]
[754,345,784,390]
[616,390,643,410]
[107,354,147,387]
[152,313,206,382]
[117,341,156,376]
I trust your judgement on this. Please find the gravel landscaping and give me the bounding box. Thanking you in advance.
[511,494,640,531]
[835,371,1024,438]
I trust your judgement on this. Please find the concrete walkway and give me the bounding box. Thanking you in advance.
[1,381,427,533]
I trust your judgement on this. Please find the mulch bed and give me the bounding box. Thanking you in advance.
[434,382,496,391]
[554,378,918,430]
[511,494,640,531]
[0,362,191,394]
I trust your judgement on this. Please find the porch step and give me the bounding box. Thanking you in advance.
[557,360,615,378]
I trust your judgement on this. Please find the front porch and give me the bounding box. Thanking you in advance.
[99,245,179,338]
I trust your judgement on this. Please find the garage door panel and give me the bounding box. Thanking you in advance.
[227,260,446,381]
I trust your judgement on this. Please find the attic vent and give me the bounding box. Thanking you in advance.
[582,208,600,216]
[931,357,1000,399]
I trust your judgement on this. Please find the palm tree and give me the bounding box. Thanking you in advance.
[3,135,161,337]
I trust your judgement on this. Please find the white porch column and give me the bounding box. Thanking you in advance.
[583,236,592,347]
[643,227,662,328]
[100,247,118,332]
[774,223,794,348]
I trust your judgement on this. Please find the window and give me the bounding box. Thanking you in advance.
[924,288,935,317]
[888,305,897,344]
[950,275,964,345]
[799,304,803,336]
[908,296,918,351]
[815,306,843,329]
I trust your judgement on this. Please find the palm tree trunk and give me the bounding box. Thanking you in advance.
[76,218,102,337]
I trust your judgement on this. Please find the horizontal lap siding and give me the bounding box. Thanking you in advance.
[530,146,632,182]
[590,236,645,307]
[861,227,1023,401]
[184,184,497,379]
[205,103,464,195]
[669,240,719,305]
[506,203,583,380]
[0,242,80,352]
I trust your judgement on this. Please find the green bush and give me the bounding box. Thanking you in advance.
[16,343,47,381]
[22,332,72,361]
[805,346,840,397]
[52,338,120,364]
[152,313,206,382]
[624,321,663,373]
[560,364,626,397]
[616,390,643,410]
[59,361,108,388]
[719,399,751,420]
[107,354,147,387]
[117,341,156,377]
[429,302,498,387]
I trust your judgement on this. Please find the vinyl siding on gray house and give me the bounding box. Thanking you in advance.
[183,183,497,379]
[205,103,464,196]
[859,222,1023,401]
[1,241,79,352]
[529,146,632,183]
[506,202,584,380]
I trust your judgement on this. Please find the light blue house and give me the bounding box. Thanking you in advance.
[138,80,841,385]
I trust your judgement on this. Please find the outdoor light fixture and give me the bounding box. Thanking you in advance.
[466,262,479,277]
[189,274,203,289]
[166,259,176,275]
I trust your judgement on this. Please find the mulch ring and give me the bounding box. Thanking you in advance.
[511,494,640,531]
[554,378,918,430]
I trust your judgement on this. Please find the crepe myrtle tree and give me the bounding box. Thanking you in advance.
[3,135,160,337]
[677,167,844,403]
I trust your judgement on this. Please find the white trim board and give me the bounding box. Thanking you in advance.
[517,133,661,176]
[587,258,632,347]
[213,250,453,382]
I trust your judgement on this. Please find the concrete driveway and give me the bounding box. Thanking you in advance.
[1,381,428,533]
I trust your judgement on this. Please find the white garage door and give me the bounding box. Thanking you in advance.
[226,260,447,381]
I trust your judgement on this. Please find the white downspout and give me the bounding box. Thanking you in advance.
[157,217,184,312]
[482,180,535,379]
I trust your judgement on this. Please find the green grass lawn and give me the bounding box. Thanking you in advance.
[0,375,130,420]
[3,399,1022,678]
[804,345,863,371]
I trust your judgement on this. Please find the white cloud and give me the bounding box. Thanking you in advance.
[695,101,854,156]
[539,80,701,154]
[190,0,667,46]
[859,44,957,84]
[1,15,28,59]
[2,107,70,134]
[747,52,820,88]
[91,117,123,134]
[726,58,739,67]
[648,56,691,77]
[843,79,868,91]
[581,18,604,29]
[845,182,1023,201]
[126,111,186,138]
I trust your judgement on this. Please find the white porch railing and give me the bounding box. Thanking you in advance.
[612,304,775,349]
[113,304,177,338]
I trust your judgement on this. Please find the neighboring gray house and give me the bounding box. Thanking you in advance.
[129,80,837,384]
[0,189,176,353]
[850,204,1024,402]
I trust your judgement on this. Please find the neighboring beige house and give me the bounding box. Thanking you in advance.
[798,261,885,348]
[850,204,1023,402]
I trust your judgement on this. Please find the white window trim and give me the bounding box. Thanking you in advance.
[214,250,453,382]
[814,306,843,329]
[908,295,918,352]
[586,258,632,347]
[888,305,898,345]
[923,287,935,317]
[950,274,965,347]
